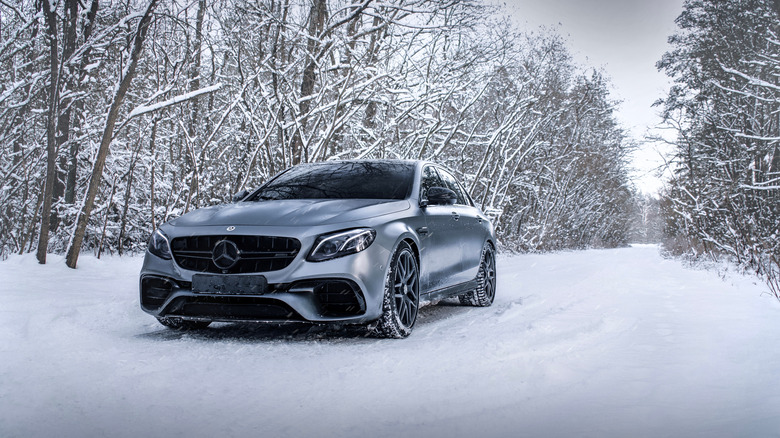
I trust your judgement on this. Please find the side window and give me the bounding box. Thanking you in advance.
[420,165,443,201]
[437,168,469,205]
[455,180,475,207]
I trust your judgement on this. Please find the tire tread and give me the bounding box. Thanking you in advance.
[458,243,496,307]
[372,241,418,339]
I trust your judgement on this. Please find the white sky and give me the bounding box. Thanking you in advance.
[501,0,685,194]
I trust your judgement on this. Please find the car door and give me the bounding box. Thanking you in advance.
[418,165,462,292]
[436,167,487,282]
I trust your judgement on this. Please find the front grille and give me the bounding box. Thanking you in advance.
[166,296,303,321]
[170,235,300,273]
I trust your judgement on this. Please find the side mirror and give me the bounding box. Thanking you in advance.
[425,186,457,206]
[232,189,250,203]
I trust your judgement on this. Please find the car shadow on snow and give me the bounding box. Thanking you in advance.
[136,298,471,343]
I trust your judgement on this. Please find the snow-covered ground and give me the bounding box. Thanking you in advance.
[1,246,779,438]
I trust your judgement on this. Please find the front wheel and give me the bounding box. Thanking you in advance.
[372,241,420,338]
[156,316,211,330]
[459,243,496,307]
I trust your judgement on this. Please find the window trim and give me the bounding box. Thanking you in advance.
[435,167,473,207]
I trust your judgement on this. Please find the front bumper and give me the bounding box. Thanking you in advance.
[140,274,373,323]
[139,228,395,324]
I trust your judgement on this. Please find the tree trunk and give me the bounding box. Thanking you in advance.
[119,118,156,255]
[65,0,158,269]
[271,0,290,169]
[361,13,383,133]
[185,0,206,209]
[25,189,45,255]
[117,141,142,255]
[65,0,100,205]
[188,0,205,138]
[96,174,117,259]
[51,0,79,231]
[36,0,60,264]
[292,0,327,164]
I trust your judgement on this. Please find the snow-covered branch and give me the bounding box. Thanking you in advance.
[127,84,222,118]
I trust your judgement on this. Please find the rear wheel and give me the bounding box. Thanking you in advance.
[373,241,420,338]
[156,316,211,330]
[459,243,496,307]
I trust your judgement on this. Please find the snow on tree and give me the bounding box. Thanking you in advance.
[658,0,780,299]
[0,0,636,264]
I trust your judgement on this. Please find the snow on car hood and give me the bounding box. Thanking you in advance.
[167,199,411,228]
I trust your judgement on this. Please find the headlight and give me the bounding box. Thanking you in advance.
[307,228,376,262]
[148,229,172,260]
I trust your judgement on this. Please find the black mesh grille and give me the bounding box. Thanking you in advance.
[170,235,300,273]
[167,296,303,321]
[140,276,174,310]
[312,280,366,317]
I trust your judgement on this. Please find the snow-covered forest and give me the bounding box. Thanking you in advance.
[657,0,780,299]
[0,0,634,266]
[3,0,779,300]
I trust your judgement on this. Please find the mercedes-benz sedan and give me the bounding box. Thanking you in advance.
[140,160,496,338]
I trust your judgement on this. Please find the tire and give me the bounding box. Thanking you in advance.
[156,316,211,330]
[459,242,496,307]
[372,241,420,338]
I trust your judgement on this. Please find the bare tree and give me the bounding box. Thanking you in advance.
[65,0,159,268]
[36,0,61,264]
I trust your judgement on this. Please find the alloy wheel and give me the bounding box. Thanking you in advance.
[393,249,419,328]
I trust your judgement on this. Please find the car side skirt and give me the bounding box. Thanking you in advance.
[421,279,477,303]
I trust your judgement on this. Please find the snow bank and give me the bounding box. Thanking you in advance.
[1,246,778,438]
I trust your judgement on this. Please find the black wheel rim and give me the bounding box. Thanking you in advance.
[484,248,496,301]
[393,250,419,328]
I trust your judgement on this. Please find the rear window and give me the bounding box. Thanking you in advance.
[250,161,414,200]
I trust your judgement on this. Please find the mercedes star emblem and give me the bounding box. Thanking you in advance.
[212,240,240,270]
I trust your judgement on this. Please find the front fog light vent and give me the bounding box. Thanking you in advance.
[141,277,175,309]
[312,280,366,317]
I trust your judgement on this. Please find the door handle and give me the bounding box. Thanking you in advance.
[451,212,460,221]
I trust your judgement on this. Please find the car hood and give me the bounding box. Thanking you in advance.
[167,199,411,228]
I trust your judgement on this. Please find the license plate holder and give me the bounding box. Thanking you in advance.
[192,274,268,295]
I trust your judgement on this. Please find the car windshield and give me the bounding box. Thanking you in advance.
[250,161,414,200]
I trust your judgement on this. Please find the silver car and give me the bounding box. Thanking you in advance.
[140,160,496,338]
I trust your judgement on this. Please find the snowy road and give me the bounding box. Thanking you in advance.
[1,246,779,438]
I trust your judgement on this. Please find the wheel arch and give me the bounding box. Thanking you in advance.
[404,237,420,268]
[379,220,422,266]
